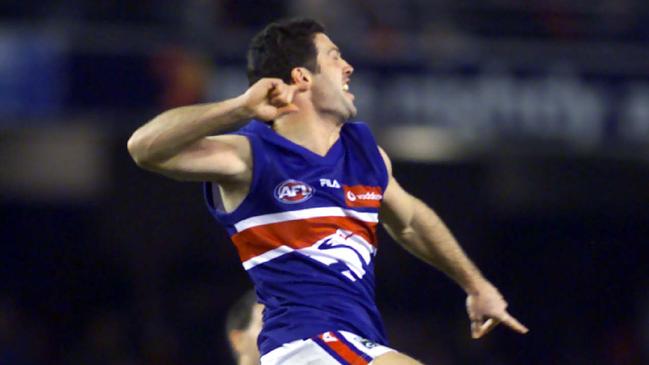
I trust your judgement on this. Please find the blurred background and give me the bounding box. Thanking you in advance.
[1,1,649,364]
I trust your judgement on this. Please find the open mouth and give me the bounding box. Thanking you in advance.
[342,80,354,100]
[343,82,354,97]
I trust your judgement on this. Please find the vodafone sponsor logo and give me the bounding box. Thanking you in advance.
[346,191,382,202]
[343,185,383,208]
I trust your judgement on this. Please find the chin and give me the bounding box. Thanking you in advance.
[345,104,358,119]
[337,109,356,123]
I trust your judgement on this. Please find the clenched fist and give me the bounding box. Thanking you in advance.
[240,78,309,121]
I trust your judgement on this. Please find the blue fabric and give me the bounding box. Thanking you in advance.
[204,120,389,355]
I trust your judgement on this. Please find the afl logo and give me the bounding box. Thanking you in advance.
[274,179,315,204]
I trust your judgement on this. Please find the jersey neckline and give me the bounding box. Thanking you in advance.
[246,120,344,165]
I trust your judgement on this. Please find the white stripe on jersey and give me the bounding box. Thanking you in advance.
[241,230,376,273]
[234,207,379,232]
[242,245,294,270]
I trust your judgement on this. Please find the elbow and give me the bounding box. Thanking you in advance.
[127,133,144,164]
[127,132,155,169]
[384,220,416,245]
[397,225,417,244]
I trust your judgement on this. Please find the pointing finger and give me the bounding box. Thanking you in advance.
[499,312,529,334]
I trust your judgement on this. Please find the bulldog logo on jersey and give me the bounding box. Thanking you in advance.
[343,185,383,208]
[299,229,374,282]
[274,179,315,204]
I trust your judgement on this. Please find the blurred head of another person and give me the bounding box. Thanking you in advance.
[226,290,264,365]
[247,18,356,123]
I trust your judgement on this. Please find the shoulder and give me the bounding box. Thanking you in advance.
[342,121,381,145]
[343,121,390,172]
[377,146,393,176]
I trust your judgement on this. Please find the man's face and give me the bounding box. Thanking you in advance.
[235,303,263,364]
[309,33,356,121]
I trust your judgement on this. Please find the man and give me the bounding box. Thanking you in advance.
[128,18,528,365]
[226,290,263,365]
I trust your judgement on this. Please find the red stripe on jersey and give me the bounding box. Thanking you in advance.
[318,332,369,365]
[231,216,377,263]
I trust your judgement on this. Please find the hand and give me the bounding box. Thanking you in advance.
[240,78,308,121]
[465,282,529,339]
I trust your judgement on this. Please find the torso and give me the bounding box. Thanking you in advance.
[205,120,390,355]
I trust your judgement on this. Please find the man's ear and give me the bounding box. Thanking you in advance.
[291,67,311,90]
[228,330,244,354]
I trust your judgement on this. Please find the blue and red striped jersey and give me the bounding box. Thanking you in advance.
[204,120,389,355]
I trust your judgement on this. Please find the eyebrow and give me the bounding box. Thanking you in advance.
[327,47,341,55]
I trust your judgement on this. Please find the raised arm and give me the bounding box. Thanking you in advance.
[378,147,528,339]
[127,78,305,182]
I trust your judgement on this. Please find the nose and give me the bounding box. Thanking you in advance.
[344,60,354,76]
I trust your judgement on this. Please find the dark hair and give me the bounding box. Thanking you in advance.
[247,18,325,85]
[225,289,259,360]
[225,289,259,335]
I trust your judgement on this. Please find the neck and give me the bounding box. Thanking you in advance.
[273,106,344,157]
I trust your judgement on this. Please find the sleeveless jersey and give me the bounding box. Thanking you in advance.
[204,120,389,355]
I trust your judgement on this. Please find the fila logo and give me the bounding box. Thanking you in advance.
[319,178,341,189]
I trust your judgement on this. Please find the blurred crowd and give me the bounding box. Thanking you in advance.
[2,1,649,365]
[4,1,649,44]
[0,0,649,55]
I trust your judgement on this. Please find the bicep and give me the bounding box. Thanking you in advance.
[151,134,251,182]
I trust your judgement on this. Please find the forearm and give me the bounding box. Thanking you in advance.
[127,95,251,165]
[391,197,489,294]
